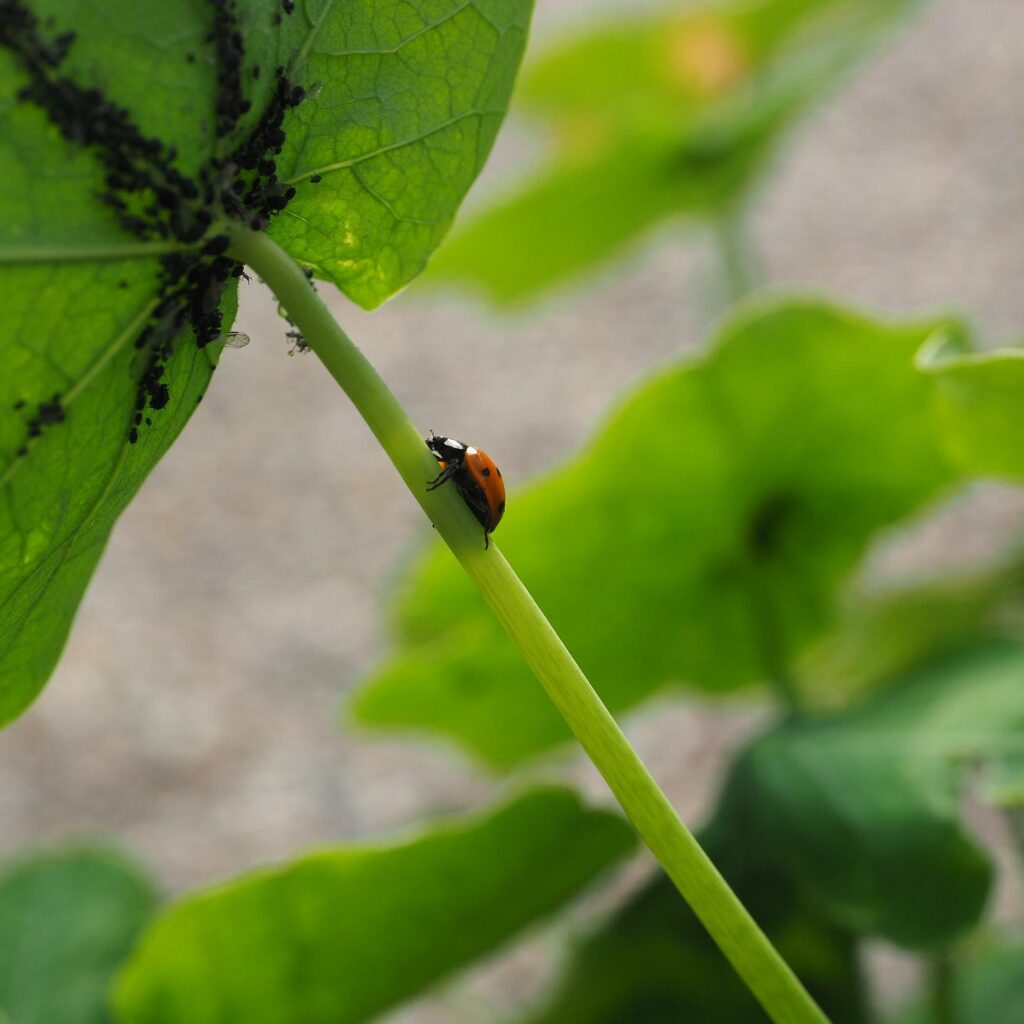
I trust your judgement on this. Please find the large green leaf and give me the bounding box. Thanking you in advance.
[0,2,233,726]
[1,0,531,726]
[270,0,533,309]
[426,0,920,305]
[0,262,235,725]
[917,336,1024,481]
[352,300,966,768]
[707,643,1024,950]
[113,787,634,1024]
[0,846,156,1024]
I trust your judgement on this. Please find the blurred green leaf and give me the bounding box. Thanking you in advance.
[353,300,966,768]
[523,867,867,1024]
[918,337,1024,481]
[427,0,920,305]
[113,787,634,1024]
[269,0,534,309]
[0,846,156,1024]
[707,643,1024,949]
[894,933,1024,1024]
[802,545,1024,699]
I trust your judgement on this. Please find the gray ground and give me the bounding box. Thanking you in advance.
[2,0,1023,1018]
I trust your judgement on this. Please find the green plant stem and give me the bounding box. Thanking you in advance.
[225,225,831,1024]
[715,207,759,304]
[1004,806,1024,876]
[930,956,956,1024]
[747,568,805,714]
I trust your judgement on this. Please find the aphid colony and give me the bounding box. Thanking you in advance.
[0,0,305,451]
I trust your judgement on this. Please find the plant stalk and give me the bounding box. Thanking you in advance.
[225,225,831,1024]
[930,956,956,1024]
[715,206,759,303]
[747,567,805,714]
[1004,805,1024,877]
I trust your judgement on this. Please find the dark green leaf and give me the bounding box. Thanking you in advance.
[352,301,963,768]
[113,787,634,1024]
[707,643,1024,949]
[0,846,156,1024]
[426,0,920,305]
[524,866,866,1024]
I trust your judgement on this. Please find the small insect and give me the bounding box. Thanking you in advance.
[217,331,250,349]
[426,431,506,548]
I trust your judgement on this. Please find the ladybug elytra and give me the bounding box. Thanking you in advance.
[426,431,505,548]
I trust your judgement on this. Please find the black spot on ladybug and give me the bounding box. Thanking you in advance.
[481,467,491,477]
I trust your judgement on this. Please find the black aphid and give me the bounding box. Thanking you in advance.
[1,0,309,447]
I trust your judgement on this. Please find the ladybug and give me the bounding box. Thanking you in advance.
[426,431,506,548]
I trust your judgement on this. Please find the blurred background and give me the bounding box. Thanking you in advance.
[2,0,1024,1018]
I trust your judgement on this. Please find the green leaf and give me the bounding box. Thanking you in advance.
[707,643,1024,949]
[0,0,248,727]
[1,0,532,725]
[523,867,867,1024]
[426,0,920,305]
[917,336,1024,481]
[269,0,534,309]
[352,300,964,769]
[894,933,1024,1024]
[113,787,634,1024]
[0,845,157,1024]
[0,275,235,726]
[802,544,1024,699]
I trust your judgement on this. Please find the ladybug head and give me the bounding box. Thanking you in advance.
[426,432,467,465]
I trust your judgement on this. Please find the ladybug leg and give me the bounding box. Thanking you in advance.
[426,464,457,490]
[483,529,490,550]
